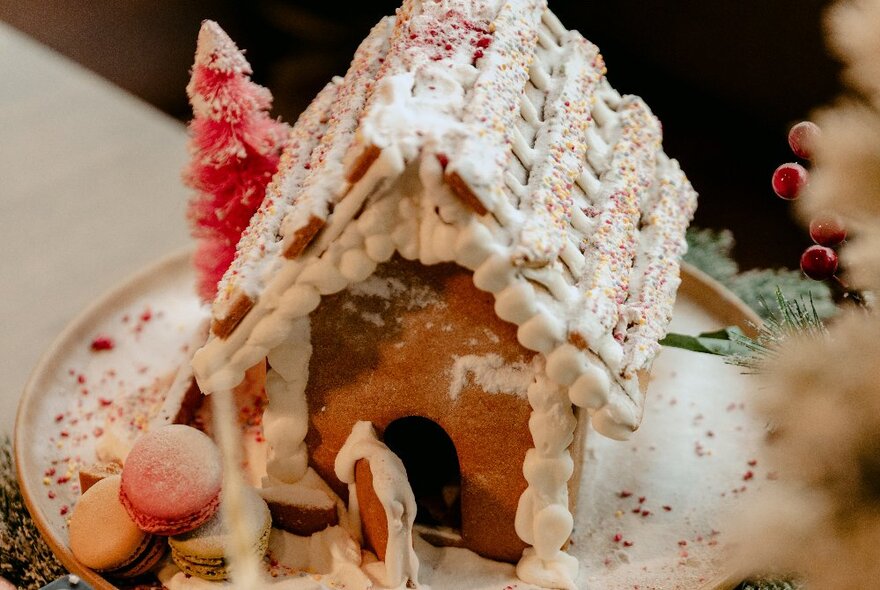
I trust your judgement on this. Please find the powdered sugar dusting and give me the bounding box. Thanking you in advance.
[348,274,441,311]
[447,353,540,400]
[121,424,223,522]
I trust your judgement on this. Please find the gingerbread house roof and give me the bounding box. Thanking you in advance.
[191,0,697,440]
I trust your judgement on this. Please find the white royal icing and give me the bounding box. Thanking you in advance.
[191,3,697,588]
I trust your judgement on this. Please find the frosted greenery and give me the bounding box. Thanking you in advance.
[684,227,837,320]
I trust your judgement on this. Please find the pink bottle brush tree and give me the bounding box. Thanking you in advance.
[184,20,289,302]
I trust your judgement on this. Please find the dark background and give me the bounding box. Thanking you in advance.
[1,0,842,270]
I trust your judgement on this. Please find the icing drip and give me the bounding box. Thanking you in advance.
[335,422,421,589]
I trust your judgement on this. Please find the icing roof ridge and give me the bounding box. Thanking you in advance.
[446,0,546,215]
[515,31,604,266]
[279,16,396,253]
[621,158,697,374]
[212,80,341,323]
[347,1,510,173]
[570,98,662,354]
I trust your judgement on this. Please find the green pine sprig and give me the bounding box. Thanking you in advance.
[0,436,67,590]
[684,228,837,320]
[726,288,827,372]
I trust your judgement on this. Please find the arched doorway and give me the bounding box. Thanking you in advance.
[382,416,462,531]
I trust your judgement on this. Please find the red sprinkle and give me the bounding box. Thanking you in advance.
[623,540,633,547]
[638,496,646,504]
[436,153,450,169]
[60,505,69,516]
[743,470,754,481]
[54,414,64,423]
[90,336,115,351]
[747,459,758,467]
[678,540,688,546]
[613,533,622,543]
[48,490,56,500]
[77,374,86,384]
[662,505,672,512]
[140,309,152,322]
[619,490,633,498]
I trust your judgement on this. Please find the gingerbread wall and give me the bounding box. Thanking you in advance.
[302,256,539,562]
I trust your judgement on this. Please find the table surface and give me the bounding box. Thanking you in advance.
[0,22,190,436]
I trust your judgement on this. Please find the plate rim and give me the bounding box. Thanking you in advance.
[14,253,758,590]
[15,248,193,590]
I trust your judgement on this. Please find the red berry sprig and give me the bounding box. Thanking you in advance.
[771,163,808,200]
[771,121,848,283]
[788,121,821,160]
[809,213,847,247]
[800,245,838,281]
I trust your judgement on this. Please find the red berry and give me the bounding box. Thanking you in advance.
[800,245,838,280]
[772,163,808,200]
[809,213,847,246]
[788,121,820,160]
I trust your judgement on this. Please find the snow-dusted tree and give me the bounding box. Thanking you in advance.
[184,20,289,302]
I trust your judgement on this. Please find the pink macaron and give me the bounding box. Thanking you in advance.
[120,424,222,535]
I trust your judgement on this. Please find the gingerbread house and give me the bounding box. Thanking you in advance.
[190,2,696,588]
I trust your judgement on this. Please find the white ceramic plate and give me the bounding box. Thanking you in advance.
[16,252,763,590]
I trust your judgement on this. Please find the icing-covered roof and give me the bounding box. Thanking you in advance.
[192,0,697,440]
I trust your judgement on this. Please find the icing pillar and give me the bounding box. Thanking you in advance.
[264,317,313,483]
[515,372,579,590]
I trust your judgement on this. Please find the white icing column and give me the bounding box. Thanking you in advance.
[515,371,579,590]
[335,421,421,589]
[264,317,313,483]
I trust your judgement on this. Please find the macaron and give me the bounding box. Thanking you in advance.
[169,485,272,581]
[120,424,222,535]
[68,475,166,578]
